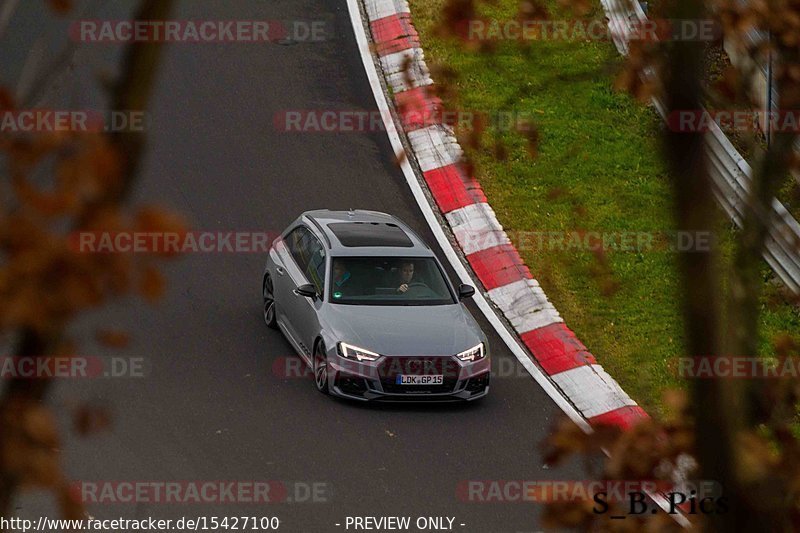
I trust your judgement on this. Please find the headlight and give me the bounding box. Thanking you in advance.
[338,342,381,362]
[456,343,485,362]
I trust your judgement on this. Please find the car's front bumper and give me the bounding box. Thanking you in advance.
[326,353,490,402]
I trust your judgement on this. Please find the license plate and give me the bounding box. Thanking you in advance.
[395,374,443,385]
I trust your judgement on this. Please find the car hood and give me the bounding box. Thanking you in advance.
[323,303,485,357]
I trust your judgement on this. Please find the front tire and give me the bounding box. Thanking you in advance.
[262,274,278,330]
[313,341,330,395]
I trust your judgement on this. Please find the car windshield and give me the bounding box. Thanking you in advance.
[329,256,455,306]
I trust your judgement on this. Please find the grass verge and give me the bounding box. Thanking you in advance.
[407,0,800,417]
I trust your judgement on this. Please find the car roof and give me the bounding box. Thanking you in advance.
[300,209,433,256]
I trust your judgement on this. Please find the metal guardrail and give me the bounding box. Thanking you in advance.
[601,0,800,294]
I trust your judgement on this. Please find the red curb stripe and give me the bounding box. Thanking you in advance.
[369,14,420,56]
[589,406,649,430]
[467,244,532,291]
[364,2,649,433]
[520,322,597,375]
[395,86,443,131]
[422,164,487,214]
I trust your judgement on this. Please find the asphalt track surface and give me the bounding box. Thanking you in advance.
[7,1,588,531]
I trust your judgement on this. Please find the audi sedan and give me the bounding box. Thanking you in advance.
[261,209,490,401]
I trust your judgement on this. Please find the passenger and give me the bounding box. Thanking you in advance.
[333,259,352,292]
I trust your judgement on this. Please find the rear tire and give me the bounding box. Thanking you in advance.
[262,274,278,330]
[313,341,330,395]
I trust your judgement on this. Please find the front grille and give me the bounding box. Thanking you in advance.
[378,356,459,394]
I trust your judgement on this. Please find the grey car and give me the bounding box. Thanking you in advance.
[261,209,490,401]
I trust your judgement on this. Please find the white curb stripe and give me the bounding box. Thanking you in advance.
[406,124,463,172]
[363,0,410,22]
[487,279,563,333]
[550,365,638,419]
[345,0,592,432]
[379,48,433,93]
[445,203,510,255]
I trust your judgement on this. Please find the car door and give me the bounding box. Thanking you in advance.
[294,231,326,352]
[275,226,309,353]
[280,225,324,357]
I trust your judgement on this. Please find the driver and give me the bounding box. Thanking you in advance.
[396,261,416,293]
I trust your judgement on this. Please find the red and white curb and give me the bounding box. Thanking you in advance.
[355,0,647,431]
[347,1,688,525]
[363,0,647,428]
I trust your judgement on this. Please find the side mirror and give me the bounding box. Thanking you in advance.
[458,283,476,300]
[295,283,318,299]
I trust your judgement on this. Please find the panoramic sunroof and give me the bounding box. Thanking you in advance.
[328,222,414,247]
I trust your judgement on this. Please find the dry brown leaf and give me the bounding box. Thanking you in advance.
[46,0,73,15]
[139,264,165,303]
[95,328,130,349]
[73,404,113,436]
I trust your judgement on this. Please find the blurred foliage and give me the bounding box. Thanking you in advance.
[0,0,180,522]
[424,0,800,529]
